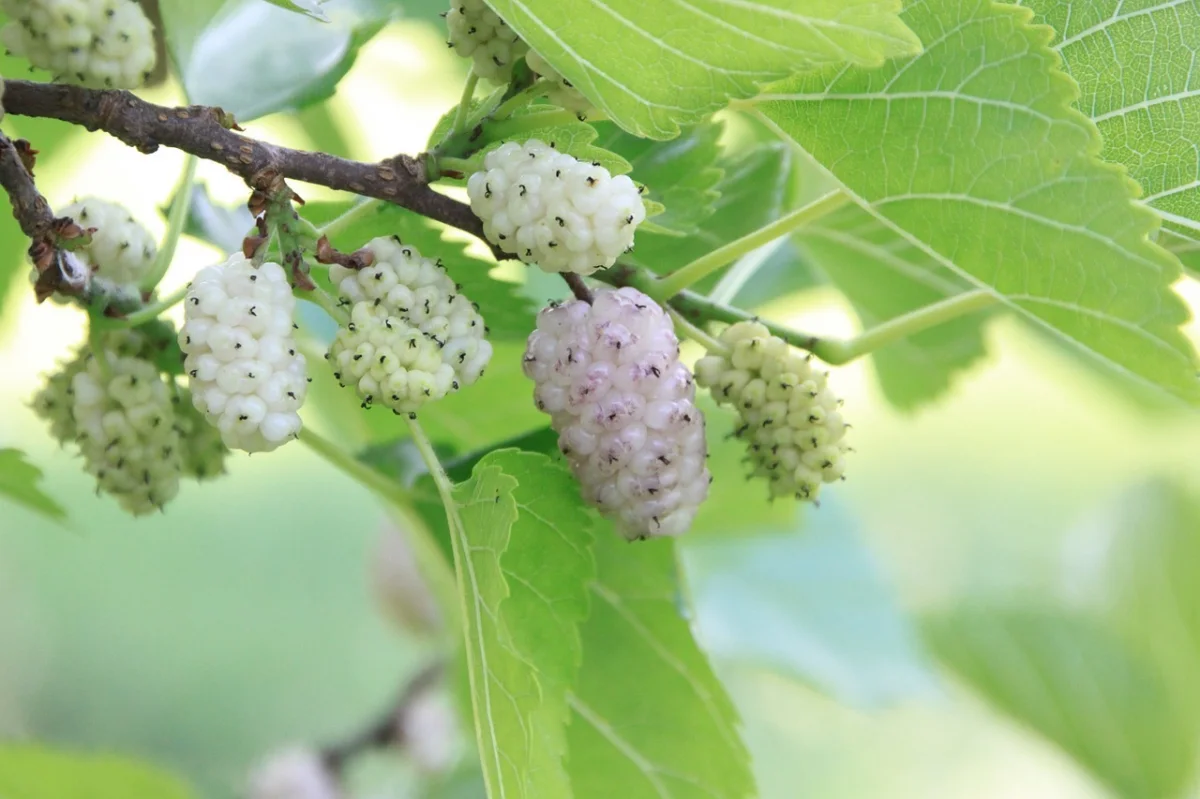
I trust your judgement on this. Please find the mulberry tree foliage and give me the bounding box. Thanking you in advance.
[1,0,1199,798]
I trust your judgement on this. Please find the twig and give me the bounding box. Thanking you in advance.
[0,131,55,240]
[2,80,485,241]
[562,272,593,303]
[321,658,447,774]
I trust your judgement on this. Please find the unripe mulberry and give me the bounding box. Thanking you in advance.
[401,687,463,775]
[371,523,443,637]
[65,197,157,285]
[246,747,341,799]
[31,351,88,445]
[72,354,181,515]
[525,51,590,113]
[524,288,709,539]
[1,0,156,89]
[172,391,229,481]
[467,140,645,275]
[179,255,308,453]
[327,237,491,415]
[445,0,527,82]
[695,322,849,502]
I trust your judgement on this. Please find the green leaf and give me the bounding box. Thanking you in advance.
[302,201,538,342]
[0,449,66,522]
[925,608,1198,799]
[684,499,937,708]
[479,106,634,177]
[1020,0,1200,280]
[159,0,392,120]
[259,0,330,20]
[629,143,795,285]
[0,745,195,798]
[591,121,725,235]
[756,0,1200,404]
[568,533,755,799]
[450,451,596,799]
[486,0,922,139]
[1101,481,1200,726]
[172,182,255,255]
[795,204,990,410]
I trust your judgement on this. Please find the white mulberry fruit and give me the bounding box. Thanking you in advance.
[468,140,645,275]
[695,322,849,502]
[524,288,709,539]
[247,747,341,799]
[327,237,492,415]
[31,351,88,445]
[1,0,156,89]
[525,51,590,113]
[371,523,443,637]
[401,687,463,775]
[179,255,308,453]
[72,354,181,515]
[445,0,527,82]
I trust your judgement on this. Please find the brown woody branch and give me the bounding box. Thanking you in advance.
[1,79,487,242]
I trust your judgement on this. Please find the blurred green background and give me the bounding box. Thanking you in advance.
[2,5,1200,799]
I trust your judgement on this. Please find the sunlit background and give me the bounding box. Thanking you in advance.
[2,4,1200,799]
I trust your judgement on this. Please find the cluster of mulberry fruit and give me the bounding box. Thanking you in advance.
[32,331,230,516]
[695,322,849,502]
[1,0,157,89]
[326,237,492,415]
[445,0,526,82]
[468,140,644,275]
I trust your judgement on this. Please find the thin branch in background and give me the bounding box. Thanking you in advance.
[320,658,447,775]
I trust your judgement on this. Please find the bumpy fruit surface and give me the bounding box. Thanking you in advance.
[525,51,590,113]
[445,0,526,82]
[524,288,709,539]
[65,197,157,285]
[247,747,341,799]
[467,140,645,275]
[172,391,229,481]
[327,237,491,415]
[72,354,181,515]
[695,322,849,502]
[179,255,308,453]
[31,351,88,445]
[1,0,156,89]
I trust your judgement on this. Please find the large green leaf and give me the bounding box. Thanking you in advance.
[591,121,725,235]
[259,0,330,20]
[925,608,1198,799]
[567,533,754,799]
[449,451,595,799]
[0,449,66,522]
[302,201,537,342]
[795,203,989,410]
[486,0,921,139]
[629,143,795,283]
[159,0,393,120]
[1101,481,1200,725]
[0,746,195,799]
[684,500,937,708]
[756,0,1200,404]
[1020,0,1200,279]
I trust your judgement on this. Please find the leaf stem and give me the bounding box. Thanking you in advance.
[816,289,998,364]
[483,108,593,142]
[300,284,350,327]
[490,78,551,121]
[436,156,477,175]
[87,317,112,378]
[141,155,197,292]
[318,197,381,240]
[667,306,725,354]
[404,415,486,755]
[450,72,480,139]
[298,426,459,642]
[652,190,850,300]
[112,283,189,328]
